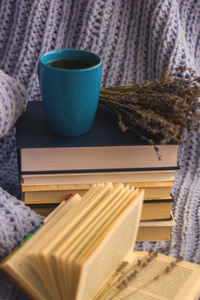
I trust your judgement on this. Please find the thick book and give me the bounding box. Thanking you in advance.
[21,169,176,185]
[140,200,172,221]
[1,184,200,300]
[27,203,59,217]
[137,218,176,241]
[21,181,173,203]
[16,101,178,173]
[27,199,173,222]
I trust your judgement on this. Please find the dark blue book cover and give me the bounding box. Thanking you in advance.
[16,101,155,149]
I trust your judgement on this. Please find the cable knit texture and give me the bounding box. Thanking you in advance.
[0,0,200,299]
[0,70,27,138]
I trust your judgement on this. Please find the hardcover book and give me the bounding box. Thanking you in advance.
[16,101,179,173]
[21,169,176,185]
[137,217,176,241]
[27,199,173,221]
[21,181,173,202]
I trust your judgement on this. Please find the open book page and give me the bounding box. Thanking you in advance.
[94,251,200,300]
[0,251,53,300]
[0,193,82,300]
[28,183,114,299]
[23,184,106,299]
[62,186,137,300]
[71,188,139,300]
[75,190,144,300]
[53,184,129,299]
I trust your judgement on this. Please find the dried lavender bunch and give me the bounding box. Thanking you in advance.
[99,66,200,148]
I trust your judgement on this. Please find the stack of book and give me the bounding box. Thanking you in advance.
[16,101,179,241]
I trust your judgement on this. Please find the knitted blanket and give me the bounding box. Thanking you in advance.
[0,0,200,299]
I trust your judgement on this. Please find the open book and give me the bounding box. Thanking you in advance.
[94,250,200,300]
[1,183,200,300]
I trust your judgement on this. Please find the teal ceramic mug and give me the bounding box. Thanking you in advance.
[38,48,102,136]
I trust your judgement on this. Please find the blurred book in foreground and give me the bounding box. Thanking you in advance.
[1,183,200,300]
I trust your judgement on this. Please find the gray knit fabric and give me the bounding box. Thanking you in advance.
[0,69,43,299]
[0,187,42,261]
[0,0,200,299]
[0,70,27,138]
[0,70,28,195]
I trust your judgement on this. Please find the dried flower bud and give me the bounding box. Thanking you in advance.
[116,261,129,273]
[176,256,183,262]
[163,246,170,252]
[118,120,127,133]
[117,283,125,290]
[170,262,176,268]
[158,248,164,253]
[142,261,147,267]
[121,280,127,287]
[131,270,138,277]
[147,257,153,263]
[152,252,158,258]
[137,259,142,266]
[165,266,171,273]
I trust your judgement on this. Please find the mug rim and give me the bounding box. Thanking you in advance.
[39,48,102,72]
